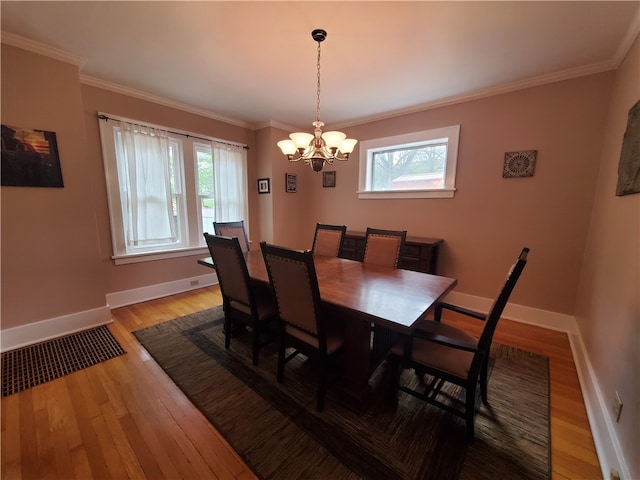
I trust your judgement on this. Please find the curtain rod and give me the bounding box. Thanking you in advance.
[97,114,249,150]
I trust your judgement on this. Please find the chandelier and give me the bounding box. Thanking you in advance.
[277,29,357,173]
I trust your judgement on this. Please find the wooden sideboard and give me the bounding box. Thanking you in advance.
[340,231,443,274]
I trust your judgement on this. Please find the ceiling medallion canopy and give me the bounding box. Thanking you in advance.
[277,29,357,173]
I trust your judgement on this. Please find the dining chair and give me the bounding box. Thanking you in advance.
[260,241,345,411]
[387,247,529,440]
[363,227,407,268]
[311,223,347,257]
[213,220,250,253]
[204,233,277,366]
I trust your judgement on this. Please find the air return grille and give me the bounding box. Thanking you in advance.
[2,325,125,397]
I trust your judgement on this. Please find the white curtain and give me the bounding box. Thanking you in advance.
[213,142,248,223]
[115,121,176,247]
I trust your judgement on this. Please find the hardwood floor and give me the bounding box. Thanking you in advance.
[1,286,602,479]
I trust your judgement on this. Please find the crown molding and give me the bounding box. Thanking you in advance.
[1,31,86,67]
[332,60,618,130]
[80,75,254,129]
[613,12,640,67]
[255,120,302,133]
[4,27,632,133]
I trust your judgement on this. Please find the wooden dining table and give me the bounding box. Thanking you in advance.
[198,251,457,402]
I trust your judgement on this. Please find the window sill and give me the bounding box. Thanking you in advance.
[112,246,209,265]
[357,188,456,199]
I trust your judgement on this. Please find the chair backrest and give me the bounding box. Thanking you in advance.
[312,223,347,257]
[213,220,250,253]
[477,248,530,353]
[260,242,326,347]
[363,227,407,268]
[204,233,253,308]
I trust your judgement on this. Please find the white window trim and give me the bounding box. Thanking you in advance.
[357,125,460,199]
[112,246,210,265]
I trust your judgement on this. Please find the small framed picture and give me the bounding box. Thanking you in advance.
[257,177,270,194]
[323,170,336,188]
[285,173,297,193]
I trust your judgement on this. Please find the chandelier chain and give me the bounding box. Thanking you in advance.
[276,29,357,172]
[316,40,321,123]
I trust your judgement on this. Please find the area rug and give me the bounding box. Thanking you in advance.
[2,324,126,397]
[133,306,550,480]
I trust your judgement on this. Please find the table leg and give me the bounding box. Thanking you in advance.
[335,309,374,405]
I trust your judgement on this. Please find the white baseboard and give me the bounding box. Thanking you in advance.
[443,291,578,333]
[0,272,218,352]
[1,305,112,352]
[105,272,218,309]
[569,333,630,480]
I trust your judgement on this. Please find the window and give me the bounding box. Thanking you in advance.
[194,142,248,237]
[99,113,247,264]
[358,125,460,199]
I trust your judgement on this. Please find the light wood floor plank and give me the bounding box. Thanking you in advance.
[2,393,22,480]
[65,373,112,479]
[1,286,601,479]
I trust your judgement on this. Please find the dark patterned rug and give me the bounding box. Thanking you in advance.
[133,306,550,480]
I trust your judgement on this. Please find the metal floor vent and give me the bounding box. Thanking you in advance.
[2,325,126,397]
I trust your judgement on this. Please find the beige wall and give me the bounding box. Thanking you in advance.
[254,124,321,251]
[1,45,105,329]
[292,73,614,315]
[1,41,616,328]
[575,37,639,478]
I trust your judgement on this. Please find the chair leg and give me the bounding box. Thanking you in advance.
[252,326,260,366]
[465,383,477,441]
[386,356,400,405]
[317,365,327,411]
[480,356,489,404]
[224,316,232,350]
[277,341,285,383]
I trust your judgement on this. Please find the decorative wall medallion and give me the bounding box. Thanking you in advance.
[503,150,537,178]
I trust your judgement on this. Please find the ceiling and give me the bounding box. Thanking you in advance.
[1,1,639,130]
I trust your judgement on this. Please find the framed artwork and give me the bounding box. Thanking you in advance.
[503,150,537,178]
[285,173,297,193]
[323,170,336,188]
[257,177,270,194]
[1,125,64,187]
[615,99,640,196]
